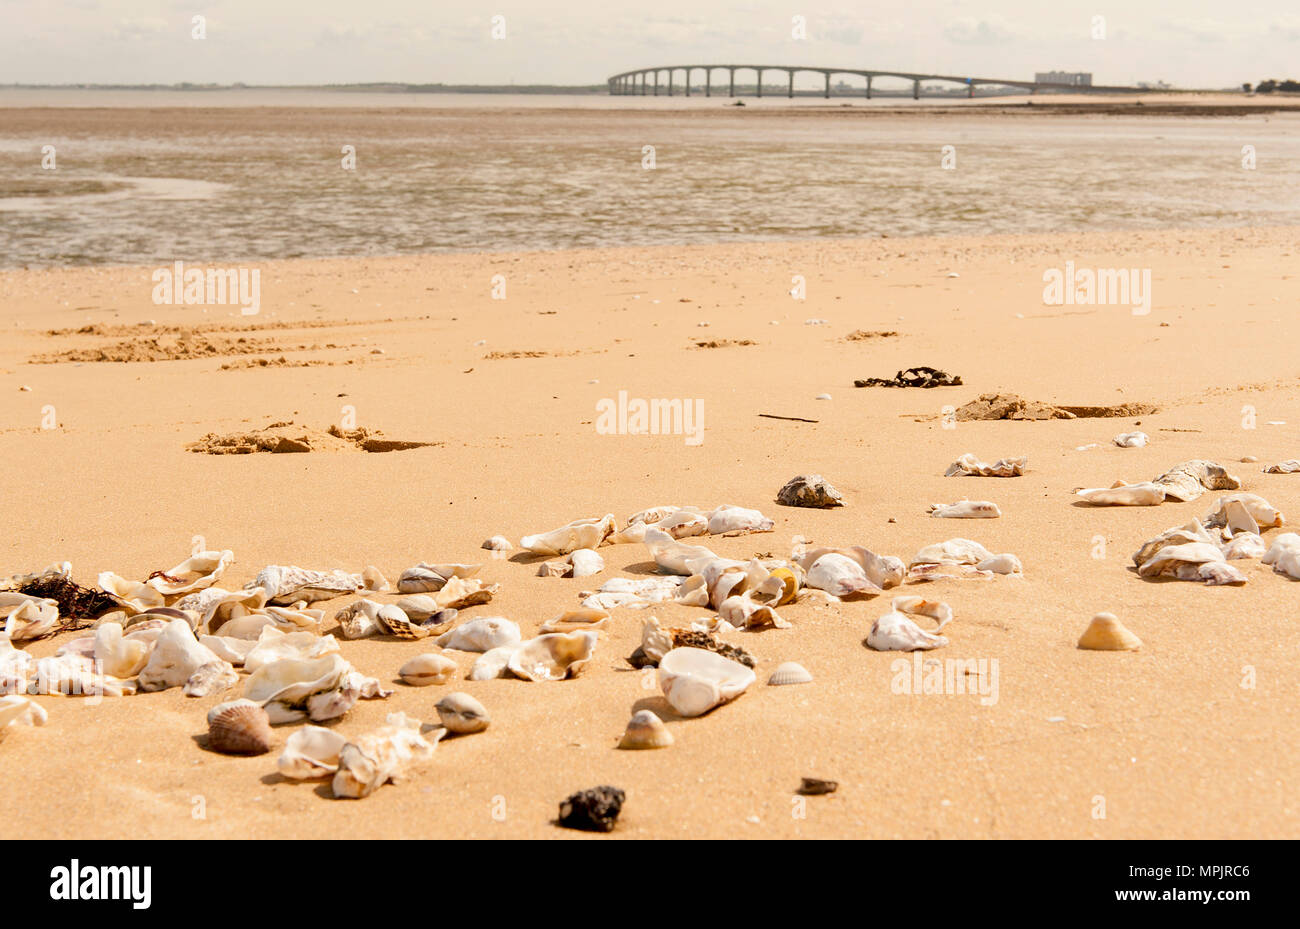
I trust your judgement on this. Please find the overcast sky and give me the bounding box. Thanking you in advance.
[2,0,1296,88]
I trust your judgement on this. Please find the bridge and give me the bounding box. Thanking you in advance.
[606,65,1141,99]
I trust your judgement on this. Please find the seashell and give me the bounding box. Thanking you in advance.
[92,622,152,678]
[243,627,340,673]
[468,644,520,680]
[248,565,362,604]
[0,594,60,642]
[537,561,572,578]
[481,535,513,551]
[243,653,352,724]
[618,709,673,750]
[1132,519,1217,567]
[795,546,903,590]
[911,538,993,566]
[184,660,238,697]
[393,595,455,624]
[3,561,70,590]
[0,694,48,729]
[55,635,96,660]
[717,589,790,629]
[706,504,775,535]
[1137,541,1232,579]
[944,453,1027,477]
[1077,612,1141,651]
[96,572,165,614]
[206,699,273,754]
[1202,493,1283,532]
[334,598,395,640]
[520,514,617,556]
[769,567,800,606]
[27,654,130,697]
[129,607,199,631]
[637,616,676,667]
[643,528,719,576]
[558,785,624,833]
[175,586,270,636]
[891,595,954,630]
[147,550,234,596]
[435,692,490,733]
[397,564,447,593]
[866,610,948,651]
[435,617,521,652]
[507,631,597,682]
[650,510,708,539]
[928,500,1001,518]
[1151,459,1241,502]
[332,712,442,799]
[1114,432,1149,447]
[137,619,224,692]
[776,474,845,508]
[627,505,681,526]
[1221,534,1267,560]
[568,549,605,578]
[1263,459,1300,473]
[208,613,274,640]
[399,653,458,686]
[361,565,388,591]
[262,602,324,632]
[540,608,610,634]
[804,553,880,598]
[657,647,756,717]
[1075,481,1166,506]
[371,603,431,640]
[1262,533,1300,579]
[200,634,256,666]
[278,725,349,779]
[432,576,498,610]
[767,661,813,686]
[976,553,1022,575]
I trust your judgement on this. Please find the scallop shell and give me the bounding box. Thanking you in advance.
[776,474,845,508]
[399,653,458,686]
[1077,612,1142,651]
[507,631,597,682]
[332,712,442,799]
[520,514,617,556]
[435,692,490,734]
[435,617,521,652]
[618,709,673,750]
[278,725,349,779]
[657,647,756,717]
[207,699,273,755]
[767,661,813,686]
[147,550,235,597]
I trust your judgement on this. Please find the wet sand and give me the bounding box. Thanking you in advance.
[1,225,1299,838]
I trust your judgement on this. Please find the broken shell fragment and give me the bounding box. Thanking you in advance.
[481,535,513,551]
[0,594,60,642]
[0,694,48,729]
[1077,612,1142,651]
[568,549,605,578]
[435,692,490,733]
[520,514,617,556]
[945,454,1027,477]
[1075,481,1166,506]
[866,598,950,651]
[137,619,224,692]
[767,661,813,686]
[399,653,458,686]
[1113,431,1149,447]
[507,631,597,682]
[468,644,520,681]
[248,565,362,604]
[798,777,838,796]
[332,712,441,799]
[657,647,756,717]
[618,710,673,750]
[776,474,845,508]
[928,500,1001,518]
[183,660,239,698]
[206,699,273,755]
[1151,459,1242,502]
[278,726,348,779]
[435,617,521,652]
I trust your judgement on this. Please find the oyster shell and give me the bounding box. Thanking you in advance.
[520,514,617,556]
[243,627,340,673]
[0,594,60,642]
[468,644,521,681]
[657,647,756,717]
[248,565,362,604]
[928,500,1001,518]
[147,550,234,597]
[333,712,442,799]
[776,474,845,508]
[944,454,1027,477]
[706,504,775,535]
[137,619,224,692]
[507,631,597,682]
[539,608,610,634]
[1202,493,1283,532]
[243,653,352,724]
[278,725,349,779]
[1263,460,1300,473]
[96,572,165,615]
[435,617,521,652]
[183,660,238,698]
[1075,481,1166,506]
[174,586,270,635]
[1151,459,1241,502]
[803,552,880,598]
[0,694,47,729]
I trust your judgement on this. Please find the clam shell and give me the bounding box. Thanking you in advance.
[399,653,458,686]
[507,631,597,682]
[435,692,490,733]
[278,725,349,779]
[97,572,165,615]
[435,617,520,653]
[207,699,273,755]
[539,608,610,634]
[361,565,389,591]
[767,661,813,686]
[618,709,672,750]
[1077,613,1141,651]
[657,647,756,717]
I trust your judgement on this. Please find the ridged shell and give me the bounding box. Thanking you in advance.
[767,661,813,686]
[435,692,490,733]
[618,709,673,750]
[207,700,273,755]
[1077,613,1142,651]
[399,653,458,686]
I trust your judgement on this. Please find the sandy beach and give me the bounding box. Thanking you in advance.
[2,225,1298,838]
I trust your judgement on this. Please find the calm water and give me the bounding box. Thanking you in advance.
[2,90,1298,268]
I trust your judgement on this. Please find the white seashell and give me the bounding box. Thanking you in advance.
[649,510,708,539]
[657,647,756,717]
[243,653,352,724]
[206,699,273,754]
[431,576,498,609]
[1132,519,1218,566]
[361,565,388,591]
[640,617,675,665]
[1138,541,1245,585]
[507,631,597,681]
[618,709,673,749]
[333,713,442,799]
[1151,459,1241,502]
[175,586,270,636]
[867,611,948,651]
[0,694,47,729]
[706,505,775,535]
[137,619,224,692]
[468,644,520,680]
[890,595,954,630]
[27,654,130,697]
[976,553,1022,575]
[262,602,325,632]
[333,598,392,640]
[804,553,880,598]
[643,528,720,576]
[1075,481,1166,506]
[795,546,903,590]
[627,505,681,526]
[248,565,362,604]
[278,725,349,779]
[568,549,605,578]
[435,617,521,652]
[1263,459,1300,473]
[399,653,458,686]
[481,535,513,551]
[435,692,490,734]
[911,538,994,566]
[243,627,341,674]
[1202,493,1283,532]
[147,550,234,596]
[767,661,813,686]
[1222,534,1267,559]
[520,514,617,555]
[55,635,96,660]
[200,634,256,665]
[1077,612,1141,650]
[0,594,60,642]
[1114,431,1149,447]
[96,572,165,614]
[396,564,447,593]
[92,622,152,678]
[1262,532,1300,579]
[944,453,1027,477]
[928,500,1001,518]
[540,608,610,634]
[208,613,274,640]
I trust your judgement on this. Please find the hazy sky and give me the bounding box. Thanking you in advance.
[2,0,1296,88]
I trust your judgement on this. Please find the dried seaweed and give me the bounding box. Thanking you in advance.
[15,575,118,633]
[854,366,962,388]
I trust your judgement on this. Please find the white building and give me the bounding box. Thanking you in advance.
[1035,71,1093,86]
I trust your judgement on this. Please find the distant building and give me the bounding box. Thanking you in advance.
[1035,71,1092,86]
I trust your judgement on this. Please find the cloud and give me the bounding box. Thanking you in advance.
[942,17,1018,46]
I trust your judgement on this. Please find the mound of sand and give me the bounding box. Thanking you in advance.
[955,393,1158,421]
[842,329,899,341]
[186,422,438,454]
[32,334,349,364]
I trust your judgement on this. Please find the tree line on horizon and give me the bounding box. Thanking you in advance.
[1246,79,1300,93]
